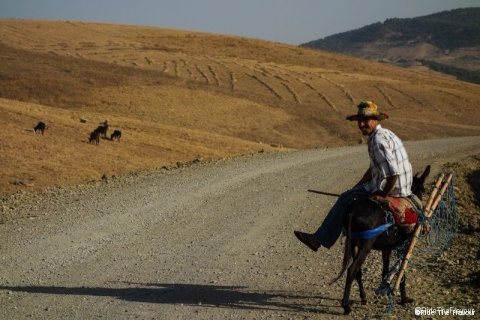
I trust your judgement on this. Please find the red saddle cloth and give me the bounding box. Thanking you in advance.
[376,195,423,234]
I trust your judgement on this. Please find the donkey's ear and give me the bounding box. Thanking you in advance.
[421,165,431,180]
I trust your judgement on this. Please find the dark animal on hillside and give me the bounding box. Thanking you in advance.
[101,120,109,136]
[95,125,108,138]
[89,130,100,145]
[110,130,122,141]
[334,166,430,315]
[34,121,48,135]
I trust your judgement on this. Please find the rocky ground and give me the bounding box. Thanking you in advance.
[419,156,480,309]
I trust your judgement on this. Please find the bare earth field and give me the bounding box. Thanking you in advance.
[1,136,479,320]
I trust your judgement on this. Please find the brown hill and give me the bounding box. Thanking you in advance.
[1,19,479,195]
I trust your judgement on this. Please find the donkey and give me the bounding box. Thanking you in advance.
[110,130,122,141]
[334,165,430,315]
[34,121,48,135]
[89,130,100,145]
[95,125,108,138]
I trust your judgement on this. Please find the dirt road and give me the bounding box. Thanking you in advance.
[1,136,479,319]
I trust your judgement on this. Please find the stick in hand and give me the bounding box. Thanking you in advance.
[308,189,341,197]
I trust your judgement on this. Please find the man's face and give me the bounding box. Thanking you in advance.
[357,118,378,136]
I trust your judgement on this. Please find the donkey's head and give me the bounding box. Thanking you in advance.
[411,165,431,198]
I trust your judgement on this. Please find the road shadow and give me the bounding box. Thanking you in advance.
[0,282,344,315]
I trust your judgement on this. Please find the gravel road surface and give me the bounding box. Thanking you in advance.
[1,136,479,319]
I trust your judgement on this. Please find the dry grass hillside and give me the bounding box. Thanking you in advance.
[1,19,480,195]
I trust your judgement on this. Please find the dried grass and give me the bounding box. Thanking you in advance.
[1,20,479,194]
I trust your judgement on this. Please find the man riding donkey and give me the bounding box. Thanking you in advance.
[295,101,421,251]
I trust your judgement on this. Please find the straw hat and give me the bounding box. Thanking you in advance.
[346,101,388,121]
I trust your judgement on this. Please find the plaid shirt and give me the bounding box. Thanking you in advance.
[364,124,412,197]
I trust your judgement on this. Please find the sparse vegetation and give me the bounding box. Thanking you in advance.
[420,59,480,84]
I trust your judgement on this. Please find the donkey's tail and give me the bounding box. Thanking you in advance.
[329,213,353,285]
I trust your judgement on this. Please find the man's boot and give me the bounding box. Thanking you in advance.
[294,231,321,252]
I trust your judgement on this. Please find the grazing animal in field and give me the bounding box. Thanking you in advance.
[98,120,109,137]
[34,121,48,135]
[334,166,430,315]
[110,130,122,141]
[95,125,108,138]
[89,130,100,145]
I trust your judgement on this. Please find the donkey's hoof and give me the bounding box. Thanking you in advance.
[400,297,414,305]
[343,306,352,315]
[361,299,367,305]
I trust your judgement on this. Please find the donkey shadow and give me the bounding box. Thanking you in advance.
[1,282,344,315]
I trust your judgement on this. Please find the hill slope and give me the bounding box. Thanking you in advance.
[302,7,480,83]
[1,19,480,194]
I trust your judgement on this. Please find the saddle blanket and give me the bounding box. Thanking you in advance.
[376,195,423,234]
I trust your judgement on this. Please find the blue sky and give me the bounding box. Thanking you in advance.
[1,0,478,44]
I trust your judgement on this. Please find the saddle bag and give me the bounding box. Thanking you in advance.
[374,195,423,234]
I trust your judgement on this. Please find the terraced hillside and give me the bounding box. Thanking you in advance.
[1,20,479,194]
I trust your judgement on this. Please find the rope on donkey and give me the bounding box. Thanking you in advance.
[417,178,458,257]
[376,174,458,315]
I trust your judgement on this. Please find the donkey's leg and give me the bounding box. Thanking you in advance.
[355,267,367,305]
[381,249,391,279]
[358,239,378,304]
[342,239,375,315]
[354,244,367,305]
[400,274,414,304]
[342,263,356,314]
[342,242,358,315]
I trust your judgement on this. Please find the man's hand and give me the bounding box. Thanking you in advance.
[371,192,386,199]
[377,175,399,198]
[370,192,389,203]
